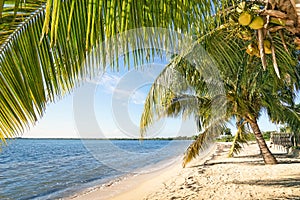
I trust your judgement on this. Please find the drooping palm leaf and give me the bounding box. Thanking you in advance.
[0,0,237,141]
[228,119,250,157]
[182,123,223,168]
[140,37,230,136]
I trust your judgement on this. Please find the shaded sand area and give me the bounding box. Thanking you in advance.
[68,142,300,200]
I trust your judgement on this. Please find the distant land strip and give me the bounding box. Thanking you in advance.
[13,136,195,140]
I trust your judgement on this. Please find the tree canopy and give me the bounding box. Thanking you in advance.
[140,26,300,165]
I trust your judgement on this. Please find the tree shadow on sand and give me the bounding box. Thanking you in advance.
[270,197,300,200]
[232,176,300,187]
[189,158,300,168]
[206,159,300,166]
[232,177,300,200]
[235,153,289,159]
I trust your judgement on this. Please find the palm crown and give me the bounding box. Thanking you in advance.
[140,27,300,165]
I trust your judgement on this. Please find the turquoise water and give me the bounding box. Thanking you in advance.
[0,139,191,199]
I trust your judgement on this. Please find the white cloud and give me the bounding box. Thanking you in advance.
[98,74,121,93]
[94,73,150,105]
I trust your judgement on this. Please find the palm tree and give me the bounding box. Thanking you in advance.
[0,0,300,149]
[140,28,300,165]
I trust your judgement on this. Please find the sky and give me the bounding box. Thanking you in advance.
[22,62,199,139]
[21,55,284,139]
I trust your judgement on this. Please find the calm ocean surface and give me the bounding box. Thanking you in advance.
[0,139,192,200]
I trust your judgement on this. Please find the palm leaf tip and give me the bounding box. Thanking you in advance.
[182,131,208,168]
[228,123,250,157]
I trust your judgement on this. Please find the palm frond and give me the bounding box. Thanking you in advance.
[0,3,88,140]
[41,0,234,48]
[0,1,47,46]
[266,98,300,132]
[140,41,229,136]
[228,120,250,157]
[182,123,223,168]
[182,131,208,168]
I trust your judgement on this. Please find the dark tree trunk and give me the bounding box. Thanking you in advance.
[248,118,277,164]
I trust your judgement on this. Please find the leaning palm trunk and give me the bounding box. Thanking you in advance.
[247,117,277,164]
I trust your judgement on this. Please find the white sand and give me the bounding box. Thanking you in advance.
[67,142,300,200]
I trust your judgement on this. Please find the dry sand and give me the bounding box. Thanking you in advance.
[68,142,300,200]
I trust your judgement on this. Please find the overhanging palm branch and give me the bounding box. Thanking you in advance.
[0,1,47,46]
[139,62,226,166]
[140,39,230,136]
[0,0,234,141]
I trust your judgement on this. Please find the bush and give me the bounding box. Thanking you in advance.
[215,131,272,143]
[216,135,234,142]
[263,131,272,141]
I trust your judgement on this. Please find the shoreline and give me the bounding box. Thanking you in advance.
[66,142,300,200]
[66,144,218,200]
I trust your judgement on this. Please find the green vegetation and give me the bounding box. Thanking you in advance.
[140,24,299,165]
[216,136,234,143]
[216,132,272,142]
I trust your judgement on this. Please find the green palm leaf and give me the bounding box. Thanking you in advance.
[228,119,250,157]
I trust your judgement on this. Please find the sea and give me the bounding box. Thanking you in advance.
[0,139,192,200]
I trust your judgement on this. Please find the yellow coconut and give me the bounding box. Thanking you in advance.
[249,16,264,29]
[264,40,271,49]
[246,43,258,56]
[263,40,272,54]
[294,37,300,50]
[238,12,252,26]
[258,40,272,54]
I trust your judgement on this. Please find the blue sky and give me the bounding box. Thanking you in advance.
[22,61,281,139]
[23,62,199,138]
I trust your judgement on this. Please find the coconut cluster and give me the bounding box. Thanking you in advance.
[246,40,272,57]
[226,1,300,78]
[238,12,264,30]
[237,11,271,57]
[234,1,300,56]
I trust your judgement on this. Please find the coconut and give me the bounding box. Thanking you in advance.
[264,40,272,54]
[238,12,252,26]
[249,16,264,29]
[258,40,272,54]
[246,43,258,56]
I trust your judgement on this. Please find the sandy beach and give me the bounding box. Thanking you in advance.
[68,142,300,200]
